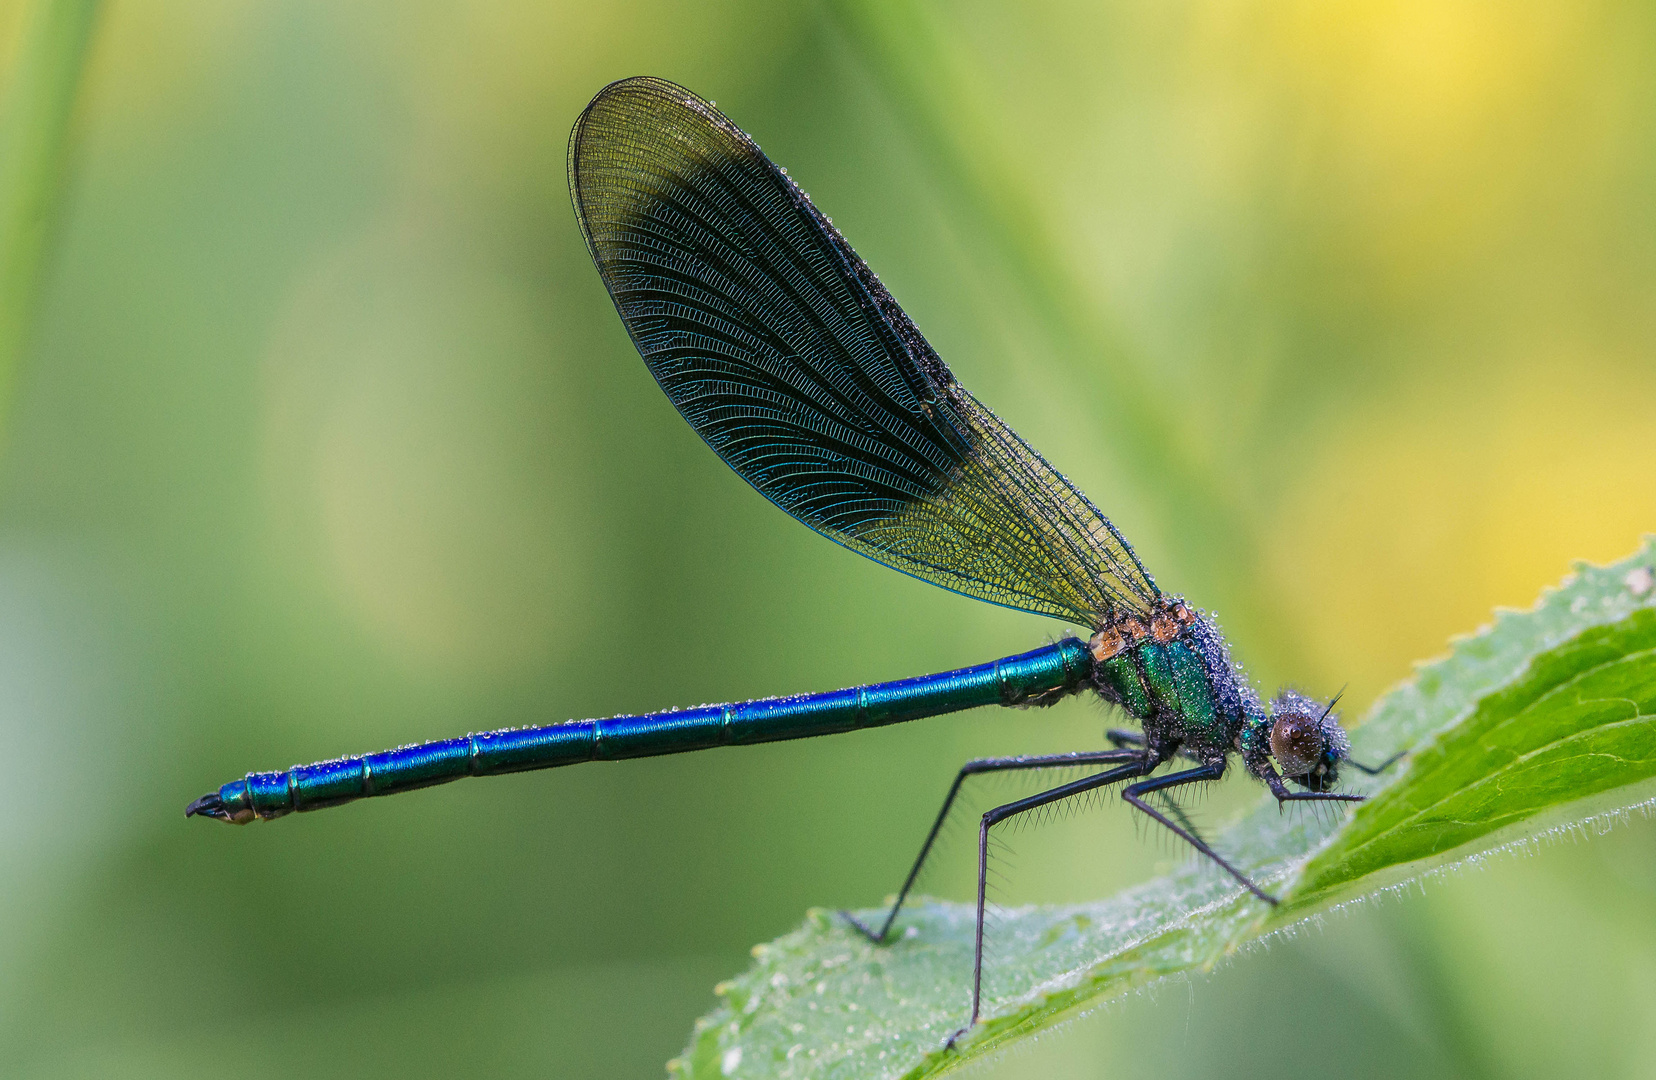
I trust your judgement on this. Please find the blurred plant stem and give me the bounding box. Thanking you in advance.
[0,0,101,445]
[827,0,1299,665]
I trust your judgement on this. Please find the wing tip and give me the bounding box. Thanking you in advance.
[568,76,706,180]
[567,76,733,253]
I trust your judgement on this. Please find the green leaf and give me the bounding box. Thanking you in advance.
[669,539,1656,1080]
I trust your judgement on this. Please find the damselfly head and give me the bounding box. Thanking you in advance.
[1267,690,1352,792]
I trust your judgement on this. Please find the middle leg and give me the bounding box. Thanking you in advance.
[843,748,1144,943]
[945,753,1160,1047]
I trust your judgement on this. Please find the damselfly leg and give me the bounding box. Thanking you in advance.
[1121,764,1276,903]
[1345,751,1408,775]
[840,749,1144,944]
[859,743,1393,1048]
[947,756,1159,1047]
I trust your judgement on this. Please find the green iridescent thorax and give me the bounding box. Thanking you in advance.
[1089,599,1263,767]
[1094,640,1219,733]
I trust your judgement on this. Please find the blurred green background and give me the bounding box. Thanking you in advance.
[3,0,1655,1077]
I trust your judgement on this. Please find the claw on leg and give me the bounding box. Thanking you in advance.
[839,909,884,944]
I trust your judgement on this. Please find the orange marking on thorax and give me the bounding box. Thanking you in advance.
[1150,608,1184,643]
[1088,615,1148,662]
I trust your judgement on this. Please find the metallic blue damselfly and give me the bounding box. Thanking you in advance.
[189,77,1400,1043]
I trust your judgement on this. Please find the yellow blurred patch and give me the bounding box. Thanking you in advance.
[1269,352,1656,708]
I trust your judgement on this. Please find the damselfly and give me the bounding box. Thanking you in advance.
[188,77,1399,1044]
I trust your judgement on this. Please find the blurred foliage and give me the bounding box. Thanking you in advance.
[0,0,100,432]
[0,1,1653,1078]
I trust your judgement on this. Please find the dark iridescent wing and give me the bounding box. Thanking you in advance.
[567,77,1157,625]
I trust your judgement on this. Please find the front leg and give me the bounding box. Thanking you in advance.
[1261,762,1365,804]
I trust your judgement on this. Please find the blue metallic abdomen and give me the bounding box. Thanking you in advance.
[194,638,1093,824]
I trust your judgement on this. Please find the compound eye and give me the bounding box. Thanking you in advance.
[1270,712,1326,776]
